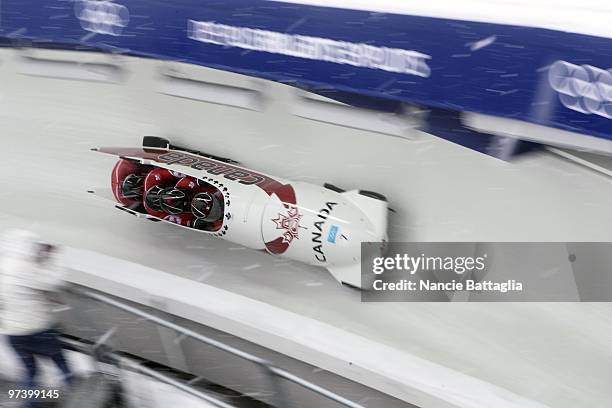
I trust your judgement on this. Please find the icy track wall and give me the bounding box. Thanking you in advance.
[1,0,611,146]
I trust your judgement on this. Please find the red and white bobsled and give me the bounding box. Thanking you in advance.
[91,137,388,288]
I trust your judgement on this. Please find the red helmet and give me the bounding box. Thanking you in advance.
[191,192,222,221]
[144,185,164,211]
[160,188,188,215]
[121,174,145,199]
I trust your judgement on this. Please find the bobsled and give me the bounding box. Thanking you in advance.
[91,137,388,288]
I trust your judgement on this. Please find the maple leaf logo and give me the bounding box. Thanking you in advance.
[272,206,303,244]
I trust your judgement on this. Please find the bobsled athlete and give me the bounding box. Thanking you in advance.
[143,168,194,226]
[111,159,152,209]
[175,177,224,231]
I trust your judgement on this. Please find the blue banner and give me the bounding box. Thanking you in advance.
[1,0,610,144]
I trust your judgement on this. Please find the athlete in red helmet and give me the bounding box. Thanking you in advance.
[175,177,224,231]
[143,168,195,226]
[111,159,152,209]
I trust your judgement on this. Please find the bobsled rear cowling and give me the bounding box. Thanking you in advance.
[262,182,388,287]
[93,137,389,289]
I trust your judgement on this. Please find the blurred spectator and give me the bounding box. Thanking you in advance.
[0,229,73,398]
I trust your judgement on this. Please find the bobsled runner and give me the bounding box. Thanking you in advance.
[91,136,388,288]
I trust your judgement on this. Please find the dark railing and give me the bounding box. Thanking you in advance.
[61,337,236,408]
[71,287,367,408]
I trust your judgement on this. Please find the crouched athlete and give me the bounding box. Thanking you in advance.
[175,177,224,231]
[142,167,195,226]
[111,159,152,210]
